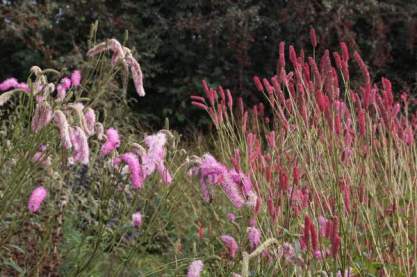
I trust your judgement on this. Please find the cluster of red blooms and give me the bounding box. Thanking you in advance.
[191,28,416,264]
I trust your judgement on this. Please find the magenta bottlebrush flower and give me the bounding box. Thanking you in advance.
[100,128,121,156]
[187,260,204,277]
[31,102,53,133]
[71,70,81,87]
[0,78,18,91]
[132,211,142,227]
[190,154,256,208]
[28,186,48,213]
[229,169,253,196]
[53,110,72,149]
[220,235,239,258]
[61,77,72,90]
[113,152,143,189]
[221,174,246,208]
[69,126,90,165]
[247,226,261,249]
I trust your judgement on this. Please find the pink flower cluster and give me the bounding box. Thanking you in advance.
[190,154,257,208]
[112,131,172,188]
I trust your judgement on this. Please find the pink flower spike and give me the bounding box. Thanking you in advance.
[114,152,143,189]
[31,102,53,133]
[61,77,72,90]
[56,84,67,101]
[0,78,18,91]
[220,235,239,258]
[71,70,81,87]
[187,260,204,277]
[247,226,261,249]
[69,126,90,165]
[132,211,142,227]
[310,27,318,48]
[100,128,121,156]
[28,186,48,213]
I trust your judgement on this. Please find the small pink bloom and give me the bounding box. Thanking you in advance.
[71,70,81,87]
[247,226,261,249]
[61,77,72,90]
[227,213,236,222]
[132,211,142,227]
[220,235,239,258]
[28,186,48,213]
[187,260,204,277]
[100,128,121,156]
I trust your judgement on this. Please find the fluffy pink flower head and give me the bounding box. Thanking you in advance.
[0,78,18,91]
[100,128,121,156]
[83,107,96,136]
[31,102,53,133]
[190,154,227,203]
[56,84,67,101]
[220,235,239,258]
[187,260,204,277]
[247,226,261,249]
[71,70,81,87]
[113,152,143,189]
[53,110,72,149]
[141,132,172,184]
[28,186,48,213]
[132,211,142,227]
[221,173,246,208]
[60,77,72,90]
[190,154,254,208]
[69,127,90,165]
[125,49,146,97]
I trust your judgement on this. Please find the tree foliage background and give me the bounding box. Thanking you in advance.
[1,0,416,132]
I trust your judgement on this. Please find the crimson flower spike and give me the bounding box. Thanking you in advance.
[353,51,371,85]
[310,27,318,48]
[253,76,264,92]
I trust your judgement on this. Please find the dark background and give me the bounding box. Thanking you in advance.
[1,0,416,132]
